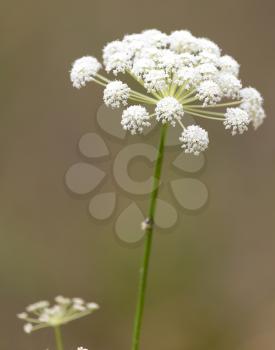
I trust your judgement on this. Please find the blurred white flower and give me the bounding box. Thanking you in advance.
[18,296,99,334]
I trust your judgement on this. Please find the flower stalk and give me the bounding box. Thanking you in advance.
[131,125,167,350]
[54,326,64,350]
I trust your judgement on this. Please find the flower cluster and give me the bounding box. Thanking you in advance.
[70,29,266,155]
[17,296,99,334]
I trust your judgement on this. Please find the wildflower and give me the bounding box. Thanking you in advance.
[224,107,250,135]
[70,56,102,89]
[216,73,242,99]
[240,87,265,129]
[179,125,209,155]
[104,80,130,108]
[196,80,222,105]
[70,29,266,155]
[218,55,240,76]
[18,296,99,334]
[121,106,151,135]
[155,97,184,126]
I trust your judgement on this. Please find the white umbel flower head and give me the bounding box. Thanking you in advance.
[216,73,242,99]
[155,97,184,126]
[132,58,156,78]
[121,106,151,135]
[196,37,221,56]
[103,80,130,108]
[169,30,199,54]
[195,63,218,81]
[179,125,209,155]
[240,87,265,129]
[105,52,132,75]
[78,347,88,350]
[18,296,99,334]
[70,56,102,89]
[142,29,169,48]
[71,29,266,153]
[196,80,222,105]
[218,55,240,76]
[224,107,250,135]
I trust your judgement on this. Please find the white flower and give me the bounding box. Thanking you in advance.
[87,302,100,310]
[240,87,265,129]
[249,106,266,129]
[196,80,222,105]
[216,73,242,99]
[103,80,130,108]
[224,107,250,135]
[135,46,161,61]
[155,97,184,126]
[178,52,197,67]
[26,301,50,312]
[156,49,180,73]
[103,41,127,66]
[197,51,219,65]
[18,296,99,334]
[105,51,132,75]
[179,125,209,155]
[218,55,240,77]
[70,56,102,89]
[195,63,218,81]
[143,70,168,92]
[71,29,266,153]
[240,87,263,106]
[142,29,169,48]
[78,347,88,350]
[173,67,199,88]
[121,106,151,134]
[169,30,199,53]
[55,295,71,305]
[196,38,221,56]
[131,58,156,78]
[24,323,33,334]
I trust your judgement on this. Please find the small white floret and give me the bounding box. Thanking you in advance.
[121,106,151,134]
[24,323,33,334]
[240,87,265,129]
[104,80,130,108]
[218,55,240,77]
[216,73,242,99]
[169,30,199,54]
[155,97,184,126]
[70,56,102,89]
[179,125,209,155]
[143,70,168,92]
[224,107,250,135]
[196,80,222,105]
[105,52,132,75]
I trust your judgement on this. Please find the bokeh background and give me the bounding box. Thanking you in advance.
[1,0,275,349]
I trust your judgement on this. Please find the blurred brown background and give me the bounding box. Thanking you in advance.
[1,0,275,349]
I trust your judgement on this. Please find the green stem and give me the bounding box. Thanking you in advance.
[131,125,167,350]
[54,326,64,350]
